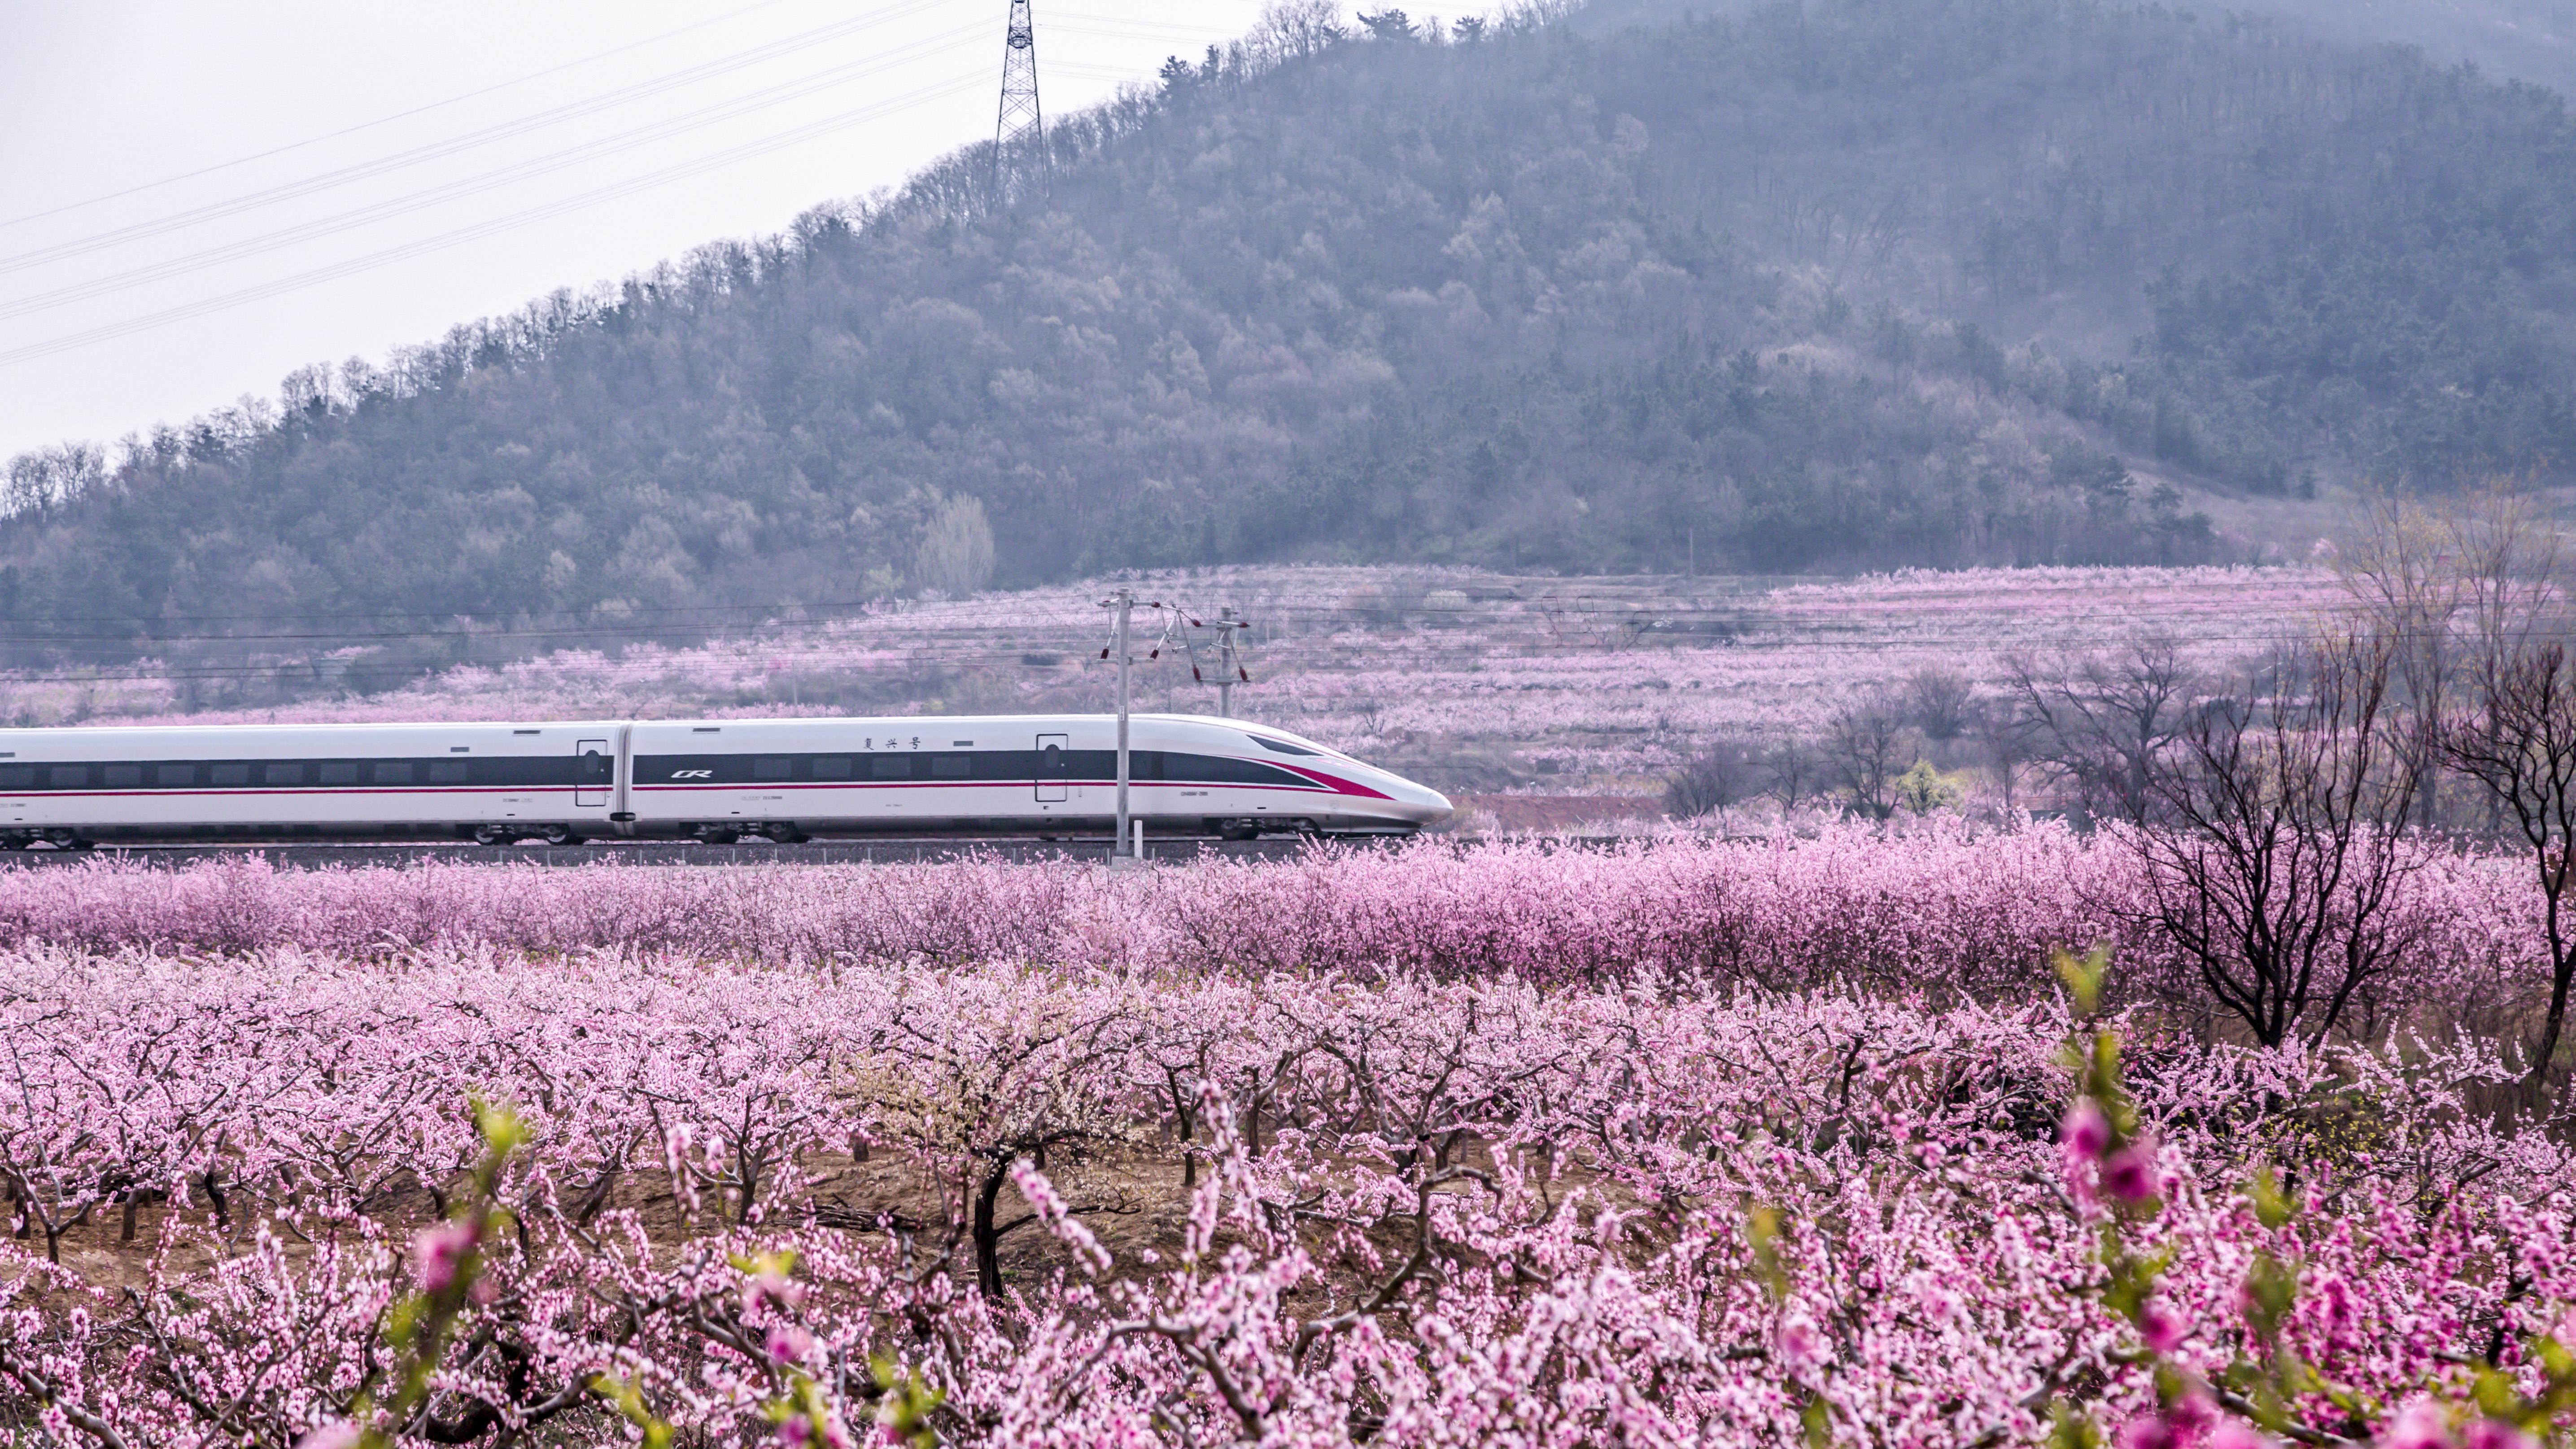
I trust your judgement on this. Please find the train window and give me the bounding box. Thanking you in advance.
[753,757,792,781]
[870,755,914,779]
[576,751,611,786]
[1247,734,1323,756]
[428,761,467,784]
[372,762,414,785]
[1169,754,1305,787]
[930,755,970,778]
[48,766,88,788]
[0,766,28,789]
[154,764,196,787]
[103,765,143,788]
[210,764,250,786]
[264,763,306,786]
[812,756,853,779]
[318,763,358,785]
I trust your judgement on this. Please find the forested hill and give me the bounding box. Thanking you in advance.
[6,0,2576,654]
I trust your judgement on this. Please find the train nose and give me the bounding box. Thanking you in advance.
[1398,778,1453,826]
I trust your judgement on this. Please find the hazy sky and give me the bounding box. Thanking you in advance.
[0,0,1272,462]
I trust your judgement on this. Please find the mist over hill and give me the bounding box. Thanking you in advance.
[6,0,2574,667]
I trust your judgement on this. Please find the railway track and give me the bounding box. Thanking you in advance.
[0,835,1400,869]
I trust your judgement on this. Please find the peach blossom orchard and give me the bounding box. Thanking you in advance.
[5,832,2576,1448]
[0,565,2344,794]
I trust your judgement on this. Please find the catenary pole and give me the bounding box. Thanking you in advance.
[1111,587,1132,857]
[1216,605,1238,718]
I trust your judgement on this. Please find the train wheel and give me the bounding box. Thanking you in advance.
[472,825,507,846]
[1218,821,1261,841]
[694,825,740,846]
[42,828,82,850]
[760,823,806,844]
[542,824,580,846]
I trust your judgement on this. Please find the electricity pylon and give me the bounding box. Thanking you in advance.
[994,0,1047,200]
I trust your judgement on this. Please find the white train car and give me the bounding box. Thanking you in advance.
[0,714,1450,847]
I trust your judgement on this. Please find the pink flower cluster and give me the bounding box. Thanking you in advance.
[0,824,2547,1027]
[0,941,2568,1446]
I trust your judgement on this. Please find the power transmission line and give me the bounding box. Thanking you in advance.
[0,0,803,233]
[0,69,991,368]
[0,0,960,278]
[0,24,988,319]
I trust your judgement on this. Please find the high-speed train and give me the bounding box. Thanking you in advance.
[0,714,1452,848]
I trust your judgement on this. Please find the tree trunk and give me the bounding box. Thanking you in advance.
[973,1158,1010,1298]
[2532,956,2573,1105]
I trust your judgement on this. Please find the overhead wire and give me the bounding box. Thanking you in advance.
[0,0,808,233]
[0,0,963,278]
[0,22,991,320]
[3,3,1244,282]
[0,67,994,368]
[0,4,1259,368]
[0,18,1243,362]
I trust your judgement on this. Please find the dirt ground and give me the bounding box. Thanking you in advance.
[20,1131,1539,1310]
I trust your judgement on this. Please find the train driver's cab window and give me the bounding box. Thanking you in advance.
[930,755,971,778]
[210,764,250,786]
[812,756,853,779]
[1247,734,1322,756]
[870,755,913,779]
[372,762,414,785]
[753,757,793,781]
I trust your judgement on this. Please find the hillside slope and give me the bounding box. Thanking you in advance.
[4,0,2572,663]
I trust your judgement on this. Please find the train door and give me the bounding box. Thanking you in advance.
[575,739,611,807]
[1035,733,1069,803]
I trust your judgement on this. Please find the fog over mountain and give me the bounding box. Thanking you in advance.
[6,0,2574,662]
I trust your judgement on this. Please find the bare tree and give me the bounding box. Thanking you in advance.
[1825,693,1911,821]
[1664,738,1759,820]
[1760,739,1823,812]
[2433,490,2575,1097]
[1248,0,1347,61]
[2006,636,2196,824]
[1973,696,2037,813]
[2443,642,2576,1097]
[2130,631,2428,1048]
[2332,493,2471,827]
[1904,667,1974,741]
